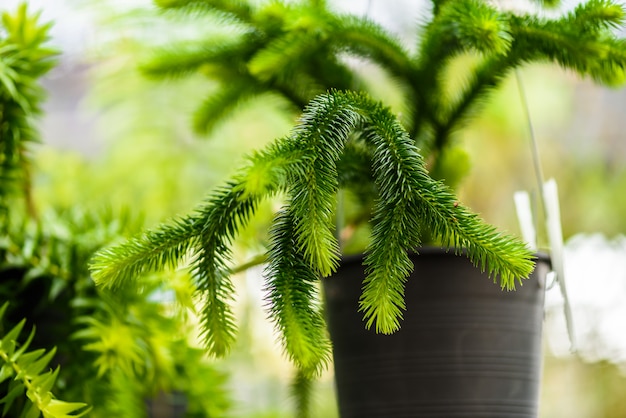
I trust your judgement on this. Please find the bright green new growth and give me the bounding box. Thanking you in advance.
[92,0,626,376]
[91,91,535,374]
[0,304,91,418]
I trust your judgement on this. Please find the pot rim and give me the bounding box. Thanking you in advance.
[338,246,551,267]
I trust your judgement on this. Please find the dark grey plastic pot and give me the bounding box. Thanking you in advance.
[322,248,550,418]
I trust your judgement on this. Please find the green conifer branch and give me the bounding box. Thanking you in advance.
[92,90,534,367]
[90,216,204,290]
[91,141,302,357]
[417,0,626,157]
[430,0,450,16]
[442,56,514,126]
[248,31,322,82]
[328,14,413,79]
[530,0,562,7]
[336,140,376,209]
[569,0,625,33]
[191,185,259,356]
[142,0,626,160]
[174,140,305,355]
[142,0,413,140]
[410,0,511,144]
[290,368,314,418]
[192,81,262,135]
[264,209,331,376]
[425,55,515,158]
[154,0,253,21]
[288,94,362,276]
[141,35,254,80]
[357,97,534,333]
[507,2,626,85]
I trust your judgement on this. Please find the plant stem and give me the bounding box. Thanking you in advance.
[22,159,38,221]
[230,253,268,275]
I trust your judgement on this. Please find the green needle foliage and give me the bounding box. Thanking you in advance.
[92,90,535,373]
[0,303,90,418]
[93,0,626,380]
[0,4,57,222]
[1,5,232,416]
[141,0,626,158]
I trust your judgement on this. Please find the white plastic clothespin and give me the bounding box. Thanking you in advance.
[542,179,576,352]
[514,180,576,353]
[514,190,537,252]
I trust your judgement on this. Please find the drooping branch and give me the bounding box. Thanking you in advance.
[264,208,331,376]
[92,91,534,369]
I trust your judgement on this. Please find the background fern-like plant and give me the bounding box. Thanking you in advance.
[1,4,233,417]
[0,303,90,418]
[0,3,56,223]
[0,205,233,417]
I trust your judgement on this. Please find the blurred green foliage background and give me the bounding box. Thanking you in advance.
[7,0,626,416]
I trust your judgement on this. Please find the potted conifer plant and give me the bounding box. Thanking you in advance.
[91,0,626,416]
